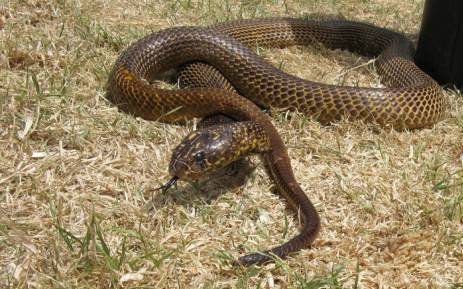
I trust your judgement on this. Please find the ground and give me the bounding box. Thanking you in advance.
[1,0,462,288]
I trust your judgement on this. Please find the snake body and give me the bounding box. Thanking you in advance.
[106,18,446,265]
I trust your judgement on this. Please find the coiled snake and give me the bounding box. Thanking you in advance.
[106,18,446,265]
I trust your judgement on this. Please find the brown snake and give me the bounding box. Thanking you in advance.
[106,18,446,265]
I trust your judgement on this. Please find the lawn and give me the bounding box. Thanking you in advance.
[1,0,462,288]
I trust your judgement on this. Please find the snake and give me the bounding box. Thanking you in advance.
[105,18,446,265]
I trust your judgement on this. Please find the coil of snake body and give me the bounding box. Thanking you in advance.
[106,18,446,265]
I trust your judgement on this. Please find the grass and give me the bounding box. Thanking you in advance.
[1,0,462,288]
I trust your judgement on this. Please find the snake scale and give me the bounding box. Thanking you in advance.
[106,18,446,265]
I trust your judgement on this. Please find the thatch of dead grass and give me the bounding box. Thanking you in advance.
[1,0,462,288]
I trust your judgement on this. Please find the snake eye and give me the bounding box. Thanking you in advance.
[194,151,206,167]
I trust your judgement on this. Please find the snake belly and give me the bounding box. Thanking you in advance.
[106,18,446,265]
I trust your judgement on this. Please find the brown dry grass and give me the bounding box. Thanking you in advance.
[1,0,462,288]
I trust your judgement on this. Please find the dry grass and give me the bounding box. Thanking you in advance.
[1,0,462,288]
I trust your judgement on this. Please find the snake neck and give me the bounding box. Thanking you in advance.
[231,112,320,266]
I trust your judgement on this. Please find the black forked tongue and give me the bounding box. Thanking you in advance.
[155,176,178,193]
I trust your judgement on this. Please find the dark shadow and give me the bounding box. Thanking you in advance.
[148,157,256,210]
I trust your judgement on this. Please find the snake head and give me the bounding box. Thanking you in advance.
[169,121,270,182]
[169,124,238,181]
